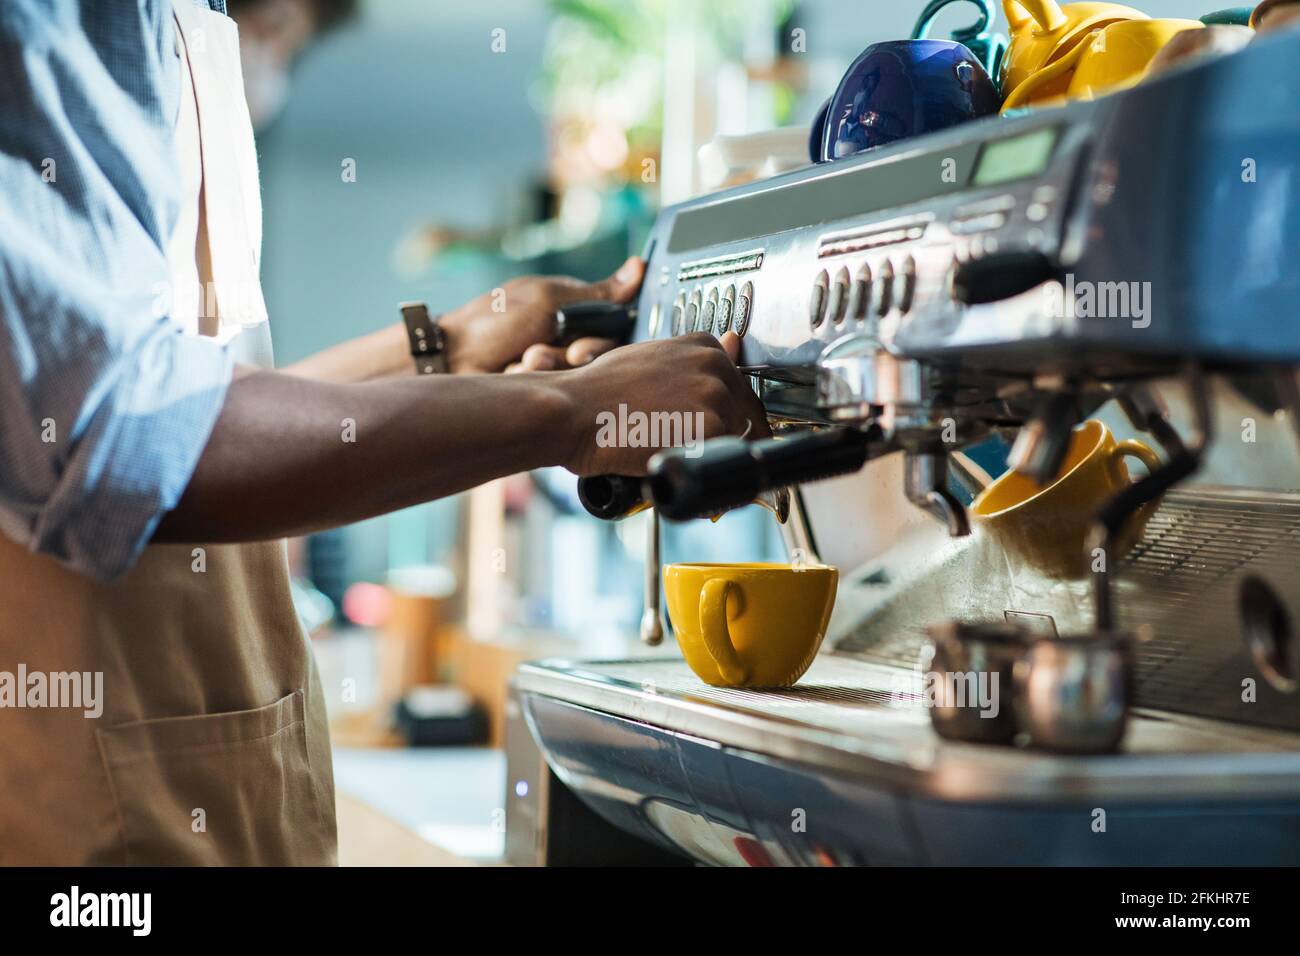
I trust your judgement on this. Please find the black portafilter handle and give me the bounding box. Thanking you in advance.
[646,428,874,521]
[565,300,642,521]
[554,301,638,345]
[576,473,651,521]
[576,429,874,522]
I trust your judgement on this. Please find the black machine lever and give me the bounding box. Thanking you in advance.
[952,250,1058,306]
[647,427,875,521]
[554,301,638,345]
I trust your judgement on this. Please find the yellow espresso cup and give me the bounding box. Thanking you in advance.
[1001,0,1148,102]
[1003,17,1204,109]
[664,562,838,688]
[971,420,1161,579]
[1068,18,1205,98]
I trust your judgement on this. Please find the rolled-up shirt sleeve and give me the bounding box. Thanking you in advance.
[0,2,232,581]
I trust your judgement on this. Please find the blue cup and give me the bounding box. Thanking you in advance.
[820,39,999,163]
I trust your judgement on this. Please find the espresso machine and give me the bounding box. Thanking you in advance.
[505,29,1300,866]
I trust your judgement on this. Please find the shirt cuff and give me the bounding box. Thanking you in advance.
[31,329,234,581]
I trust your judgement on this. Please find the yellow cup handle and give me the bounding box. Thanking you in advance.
[699,578,748,685]
[1109,439,1162,483]
[1006,0,1068,33]
[1004,0,1031,31]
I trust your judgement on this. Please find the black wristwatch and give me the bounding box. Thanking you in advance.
[399,301,449,375]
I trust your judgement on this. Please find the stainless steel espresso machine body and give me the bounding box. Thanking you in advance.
[649,34,1297,374]
[509,30,1300,866]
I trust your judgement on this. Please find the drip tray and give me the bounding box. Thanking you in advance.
[516,655,1300,804]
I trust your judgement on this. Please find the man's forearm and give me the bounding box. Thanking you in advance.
[279,258,648,385]
[153,331,761,546]
[282,322,412,383]
[152,367,572,543]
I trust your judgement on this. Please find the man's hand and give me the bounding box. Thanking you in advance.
[439,256,645,374]
[555,331,771,477]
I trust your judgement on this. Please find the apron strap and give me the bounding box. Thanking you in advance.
[172,0,270,334]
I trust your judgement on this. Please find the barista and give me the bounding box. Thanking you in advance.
[0,0,764,864]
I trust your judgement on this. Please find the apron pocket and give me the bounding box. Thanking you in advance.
[97,690,331,865]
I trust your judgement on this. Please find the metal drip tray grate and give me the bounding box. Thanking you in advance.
[551,656,926,734]
[1122,490,1300,723]
[837,487,1300,731]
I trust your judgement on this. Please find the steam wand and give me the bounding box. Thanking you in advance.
[639,509,664,646]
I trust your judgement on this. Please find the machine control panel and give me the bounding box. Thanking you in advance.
[636,108,1085,377]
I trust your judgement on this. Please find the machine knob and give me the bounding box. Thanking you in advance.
[897,255,918,313]
[647,300,663,338]
[733,282,753,337]
[828,267,850,326]
[716,286,735,334]
[874,259,894,316]
[809,270,829,329]
[700,295,716,335]
[847,263,871,321]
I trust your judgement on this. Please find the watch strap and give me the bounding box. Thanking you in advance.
[399,301,448,375]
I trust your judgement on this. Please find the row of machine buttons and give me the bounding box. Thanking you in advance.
[670,281,754,338]
[949,188,1056,236]
[809,255,916,330]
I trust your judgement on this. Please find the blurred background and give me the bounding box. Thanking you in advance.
[236,0,1200,863]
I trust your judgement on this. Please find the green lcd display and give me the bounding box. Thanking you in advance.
[972,127,1059,187]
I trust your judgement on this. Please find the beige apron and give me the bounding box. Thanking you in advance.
[0,1,336,865]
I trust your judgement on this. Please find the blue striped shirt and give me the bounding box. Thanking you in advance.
[0,0,234,581]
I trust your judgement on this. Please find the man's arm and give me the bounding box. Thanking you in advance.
[280,322,411,383]
[282,258,645,383]
[154,332,766,543]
